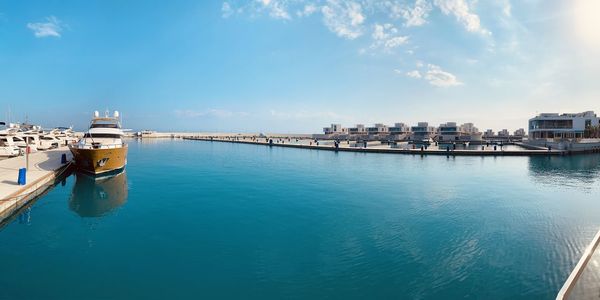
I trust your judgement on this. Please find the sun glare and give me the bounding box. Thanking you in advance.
[573,0,600,49]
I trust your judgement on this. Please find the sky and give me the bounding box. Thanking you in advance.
[0,0,599,133]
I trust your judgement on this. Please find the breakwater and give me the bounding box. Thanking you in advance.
[183,136,564,156]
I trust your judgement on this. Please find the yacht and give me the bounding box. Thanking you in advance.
[38,135,60,150]
[69,110,128,175]
[0,136,19,157]
[0,136,24,156]
[50,126,78,145]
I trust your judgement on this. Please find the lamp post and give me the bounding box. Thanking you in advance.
[25,136,30,171]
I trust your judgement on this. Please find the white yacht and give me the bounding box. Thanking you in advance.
[69,110,128,174]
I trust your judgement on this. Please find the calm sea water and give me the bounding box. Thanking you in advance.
[1,139,600,299]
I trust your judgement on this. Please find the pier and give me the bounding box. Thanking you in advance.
[0,148,72,224]
[183,136,565,156]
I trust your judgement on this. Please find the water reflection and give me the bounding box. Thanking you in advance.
[528,155,600,187]
[69,170,128,217]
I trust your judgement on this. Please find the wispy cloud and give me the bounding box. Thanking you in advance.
[296,4,317,17]
[433,0,490,35]
[388,0,432,27]
[174,109,249,118]
[370,23,409,51]
[424,64,462,87]
[27,16,64,38]
[401,63,462,87]
[406,70,422,78]
[321,0,365,39]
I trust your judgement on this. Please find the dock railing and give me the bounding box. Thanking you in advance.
[556,228,600,299]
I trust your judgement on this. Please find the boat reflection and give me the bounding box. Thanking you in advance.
[69,170,128,217]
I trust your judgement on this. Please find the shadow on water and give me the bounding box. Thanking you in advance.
[528,154,600,187]
[69,170,128,217]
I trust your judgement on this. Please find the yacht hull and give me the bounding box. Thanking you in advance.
[69,145,128,175]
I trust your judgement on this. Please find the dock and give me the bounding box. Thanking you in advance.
[183,136,565,156]
[0,148,72,224]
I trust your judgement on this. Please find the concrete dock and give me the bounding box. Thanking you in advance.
[0,148,72,224]
[183,136,566,156]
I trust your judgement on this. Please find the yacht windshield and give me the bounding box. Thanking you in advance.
[84,133,121,138]
[90,123,118,128]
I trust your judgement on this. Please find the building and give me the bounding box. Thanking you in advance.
[367,123,388,135]
[514,128,526,137]
[323,124,345,134]
[528,111,600,139]
[388,123,410,141]
[438,122,483,143]
[389,123,410,134]
[410,122,436,142]
[438,122,460,142]
[348,124,367,135]
[498,129,510,137]
[483,129,495,138]
[460,123,479,134]
[526,111,600,151]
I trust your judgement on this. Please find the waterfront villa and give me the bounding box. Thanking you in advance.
[367,123,388,135]
[388,123,410,140]
[437,122,483,143]
[323,124,346,135]
[348,124,367,135]
[526,111,600,151]
[528,111,600,139]
[410,122,436,143]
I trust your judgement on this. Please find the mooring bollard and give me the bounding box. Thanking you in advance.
[61,153,67,164]
[18,168,26,185]
[494,145,497,151]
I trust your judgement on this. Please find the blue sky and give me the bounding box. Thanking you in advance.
[0,0,599,133]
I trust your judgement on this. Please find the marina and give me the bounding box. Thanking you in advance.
[1,139,600,299]
[2,1,599,298]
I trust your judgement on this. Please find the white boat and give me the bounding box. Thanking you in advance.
[38,135,61,150]
[17,133,39,153]
[50,127,77,145]
[0,136,21,157]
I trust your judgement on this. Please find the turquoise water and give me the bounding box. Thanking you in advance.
[1,139,600,299]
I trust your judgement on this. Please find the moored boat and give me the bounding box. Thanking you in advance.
[69,110,128,175]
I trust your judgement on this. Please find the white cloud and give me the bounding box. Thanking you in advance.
[297,4,318,17]
[385,36,409,48]
[174,109,249,118]
[424,64,462,87]
[370,23,409,51]
[433,0,490,35]
[406,70,422,78]
[268,2,291,19]
[27,16,63,38]
[321,0,365,39]
[388,0,432,27]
